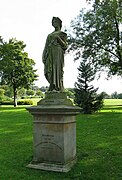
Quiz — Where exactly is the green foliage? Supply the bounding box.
[0,38,38,106]
[68,0,122,76]
[101,91,111,99]
[35,89,43,97]
[65,88,75,99]
[111,91,122,99]
[0,95,12,103]
[75,60,104,114]
[17,100,33,105]
[111,91,118,99]
[0,88,5,96]
[117,93,122,99]
[0,99,33,105]
[26,89,35,96]
[0,100,14,105]
[0,85,13,97]
[18,88,26,97]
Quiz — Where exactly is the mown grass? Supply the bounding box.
[0,100,122,179]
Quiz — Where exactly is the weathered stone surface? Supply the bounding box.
[27,159,77,173]
[27,105,81,115]
[37,91,73,106]
[42,17,67,92]
[26,104,81,172]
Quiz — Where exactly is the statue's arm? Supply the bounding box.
[56,34,68,50]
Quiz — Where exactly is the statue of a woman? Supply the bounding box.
[42,17,67,91]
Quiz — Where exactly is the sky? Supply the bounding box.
[0,0,122,94]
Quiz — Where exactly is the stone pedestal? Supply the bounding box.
[26,92,81,172]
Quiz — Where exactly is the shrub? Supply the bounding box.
[1,101,14,105]
[0,95,12,101]
[0,96,13,105]
[17,100,33,105]
[21,96,42,99]
[0,88,5,96]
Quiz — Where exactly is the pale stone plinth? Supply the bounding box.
[26,92,81,172]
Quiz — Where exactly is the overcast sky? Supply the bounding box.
[0,0,122,94]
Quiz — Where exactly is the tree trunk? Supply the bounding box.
[13,86,17,107]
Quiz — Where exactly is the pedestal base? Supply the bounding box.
[27,158,76,172]
[26,92,81,172]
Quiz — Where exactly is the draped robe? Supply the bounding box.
[42,31,67,91]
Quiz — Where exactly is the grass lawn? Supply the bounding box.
[0,100,122,179]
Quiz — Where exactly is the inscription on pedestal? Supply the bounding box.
[38,134,62,151]
[42,134,54,142]
[35,134,55,149]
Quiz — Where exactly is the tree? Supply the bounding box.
[26,89,35,96]
[117,93,122,99]
[35,89,43,97]
[111,91,118,99]
[18,88,26,98]
[0,38,38,106]
[68,0,122,76]
[0,88,5,97]
[2,85,14,98]
[100,91,111,99]
[0,85,13,98]
[74,59,103,114]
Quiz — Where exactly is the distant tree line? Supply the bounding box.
[111,91,122,99]
[0,84,121,100]
[0,85,44,100]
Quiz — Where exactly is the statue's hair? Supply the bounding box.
[52,17,62,28]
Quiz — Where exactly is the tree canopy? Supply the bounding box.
[0,37,38,106]
[68,0,122,76]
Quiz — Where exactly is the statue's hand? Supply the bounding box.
[54,34,59,39]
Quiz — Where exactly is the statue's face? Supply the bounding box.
[52,18,60,28]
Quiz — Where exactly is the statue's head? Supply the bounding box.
[52,17,62,29]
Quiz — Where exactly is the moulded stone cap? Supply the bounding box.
[26,105,82,115]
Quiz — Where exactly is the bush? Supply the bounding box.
[0,96,13,105]
[0,96,12,101]
[17,100,33,105]
[1,101,14,105]
[0,88,5,96]
[0,99,33,106]
[21,96,42,99]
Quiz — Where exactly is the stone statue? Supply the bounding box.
[42,17,67,91]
